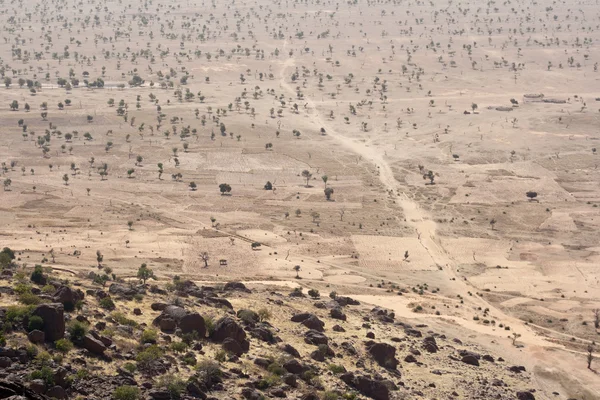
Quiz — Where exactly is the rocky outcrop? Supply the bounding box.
[152,306,206,337]
[211,317,249,354]
[340,372,396,400]
[366,342,399,370]
[32,303,64,342]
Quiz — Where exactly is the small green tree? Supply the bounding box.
[137,263,155,284]
[219,183,231,195]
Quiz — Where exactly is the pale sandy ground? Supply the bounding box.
[0,0,599,397]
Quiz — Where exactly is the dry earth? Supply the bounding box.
[0,0,599,398]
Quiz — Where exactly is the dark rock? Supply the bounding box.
[310,349,325,362]
[241,388,262,400]
[212,317,246,343]
[46,385,66,399]
[109,283,144,299]
[482,354,495,362]
[28,379,46,394]
[280,344,300,358]
[0,357,10,368]
[330,308,347,321]
[149,390,171,400]
[290,312,313,322]
[300,393,320,400]
[82,334,106,355]
[366,332,375,339]
[153,306,206,337]
[270,387,286,398]
[335,296,360,306]
[517,391,536,400]
[332,325,346,332]
[340,372,393,400]
[222,338,244,357]
[53,286,84,311]
[223,282,250,292]
[405,328,422,338]
[28,330,45,344]
[366,342,399,370]
[253,358,271,369]
[250,327,276,343]
[0,379,50,399]
[133,308,142,316]
[159,317,177,332]
[186,381,207,399]
[32,303,64,342]
[283,359,306,375]
[151,302,168,311]
[404,354,417,363]
[461,355,479,366]
[304,330,328,345]
[282,374,297,388]
[422,336,438,353]
[341,342,357,355]
[510,366,526,373]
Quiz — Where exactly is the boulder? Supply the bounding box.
[422,336,438,353]
[212,317,246,344]
[53,286,84,311]
[32,303,64,342]
[335,296,360,306]
[0,379,51,399]
[46,385,66,399]
[28,330,45,344]
[222,337,244,357]
[28,379,46,394]
[461,355,479,366]
[153,306,206,337]
[223,282,250,292]
[151,302,168,311]
[340,372,393,400]
[304,330,328,345]
[366,342,399,370]
[280,344,301,358]
[159,317,177,332]
[83,334,106,355]
[517,392,535,400]
[290,313,313,323]
[108,283,143,299]
[330,308,346,321]
[283,359,306,375]
[332,325,346,332]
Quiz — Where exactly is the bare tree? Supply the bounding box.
[587,343,595,369]
[594,309,599,329]
[200,252,209,268]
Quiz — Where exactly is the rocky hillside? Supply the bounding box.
[0,262,539,400]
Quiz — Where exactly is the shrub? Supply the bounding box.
[41,285,56,294]
[156,374,186,399]
[55,339,74,354]
[140,329,158,344]
[323,392,340,400]
[112,385,140,400]
[136,345,163,369]
[267,363,285,376]
[27,315,44,332]
[99,297,116,311]
[203,316,215,336]
[307,289,320,299]
[181,331,200,345]
[67,320,89,343]
[170,341,188,353]
[328,364,346,374]
[257,308,271,322]
[19,291,42,306]
[123,362,137,374]
[214,349,226,362]
[75,368,90,380]
[237,309,259,325]
[30,265,45,284]
[183,355,197,366]
[329,291,337,299]
[30,366,54,386]
[5,305,33,324]
[195,360,222,389]
[111,312,137,327]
